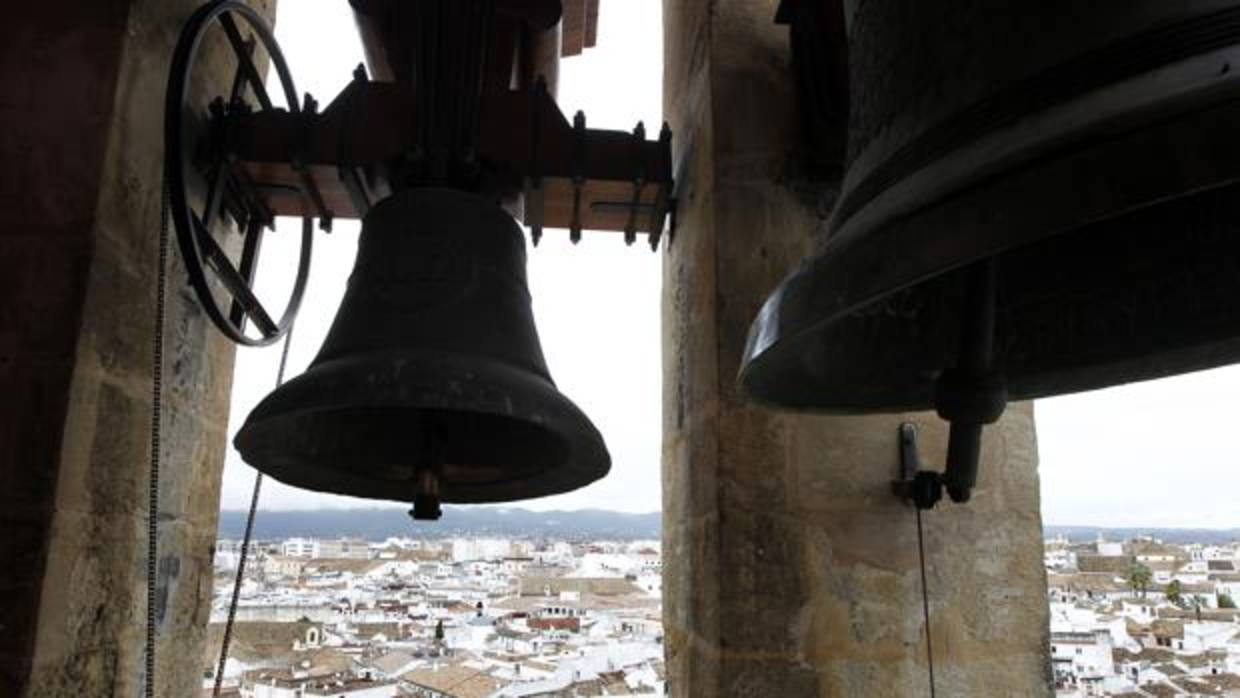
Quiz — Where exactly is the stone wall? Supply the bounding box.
[2,1,272,695]
[660,1,1052,695]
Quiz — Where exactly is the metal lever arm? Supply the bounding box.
[899,257,1007,508]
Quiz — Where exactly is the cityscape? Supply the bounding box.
[206,522,665,697]
[205,515,1240,698]
[1046,533,1240,696]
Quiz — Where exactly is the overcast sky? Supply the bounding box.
[219,1,1239,528]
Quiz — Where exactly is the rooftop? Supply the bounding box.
[402,662,507,698]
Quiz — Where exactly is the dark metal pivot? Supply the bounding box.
[891,423,943,510]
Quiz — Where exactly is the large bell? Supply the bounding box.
[741,1,1240,412]
[234,189,610,518]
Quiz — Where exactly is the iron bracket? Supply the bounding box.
[891,423,945,510]
[570,110,586,244]
[292,92,334,232]
[337,64,374,219]
[623,121,646,246]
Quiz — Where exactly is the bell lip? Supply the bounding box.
[234,348,611,504]
[739,92,1240,412]
[738,283,940,415]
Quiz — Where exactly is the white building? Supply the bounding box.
[1050,630,1114,697]
[1227,631,1240,674]
[245,675,398,698]
[445,615,496,651]
[360,650,419,680]
[263,556,306,579]
[280,537,371,559]
[1095,535,1123,557]
[317,538,371,559]
[451,538,513,562]
[283,538,317,558]
[534,542,574,565]
[1182,621,1238,653]
[635,571,662,595]
[1118,599,1158,625]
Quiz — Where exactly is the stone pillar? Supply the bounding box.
[660,2,1051,696]
[2,1,272,695]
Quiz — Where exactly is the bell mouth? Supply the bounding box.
[740,179,1240,413]
[234,349,611,503]
[740,5,1240,414]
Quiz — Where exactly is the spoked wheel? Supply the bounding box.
[165,0,312,346]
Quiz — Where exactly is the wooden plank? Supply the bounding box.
[561,0,587,56]
[243,160,670,235]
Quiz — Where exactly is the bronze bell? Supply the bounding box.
[741,1,1240,412]
[234,189,610,519]
[740,2,1240,506]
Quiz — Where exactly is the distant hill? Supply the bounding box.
[217,507,661,541]
[1045,525,1240,545]
[217,512,1236,545]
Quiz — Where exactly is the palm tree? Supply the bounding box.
[1165,579,1183,607]
[1127,560,1152,598]
[1189,595,1206,622]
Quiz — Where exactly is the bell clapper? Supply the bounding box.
[895,258,1008,509]
[410,468,443,521]
[409,429,445,522]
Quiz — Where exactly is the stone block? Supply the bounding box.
[661,516,721,647]
[664,625,722,698]
[0,232,93,360]
[25,645,123,698]
[33,507,140,657]
[0,652,32,698]
[78,248,157,384]
[4,1,268,695]
[156,410,232,527]
[0,362,75,509]
[661,1,1051,695]
[0,5,128,231]
[0,580,42,655]
[720,656,821,697]
[713,509,807,655]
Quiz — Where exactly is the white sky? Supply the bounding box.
[219,1,1238,528]
[1036,368,1240,528]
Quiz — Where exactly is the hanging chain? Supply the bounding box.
[916,507,937,698]
[145,179,173,698]
[213,325,295,697]
[153,163,299,696]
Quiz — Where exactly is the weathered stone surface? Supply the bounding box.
[662,1,1051,695]
[26,645,125,698]
[3,0,272,695]
[0,4,130,694]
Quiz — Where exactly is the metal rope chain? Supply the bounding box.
[916,508,937,698]
[150,181,297,696]
[146,180,172,698]
[213,326,294,697]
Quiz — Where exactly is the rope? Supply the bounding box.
[212,325,294,696]
[916,508,937,698]
[146,179,172,698]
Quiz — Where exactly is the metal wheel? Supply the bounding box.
[164,0,312,346]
